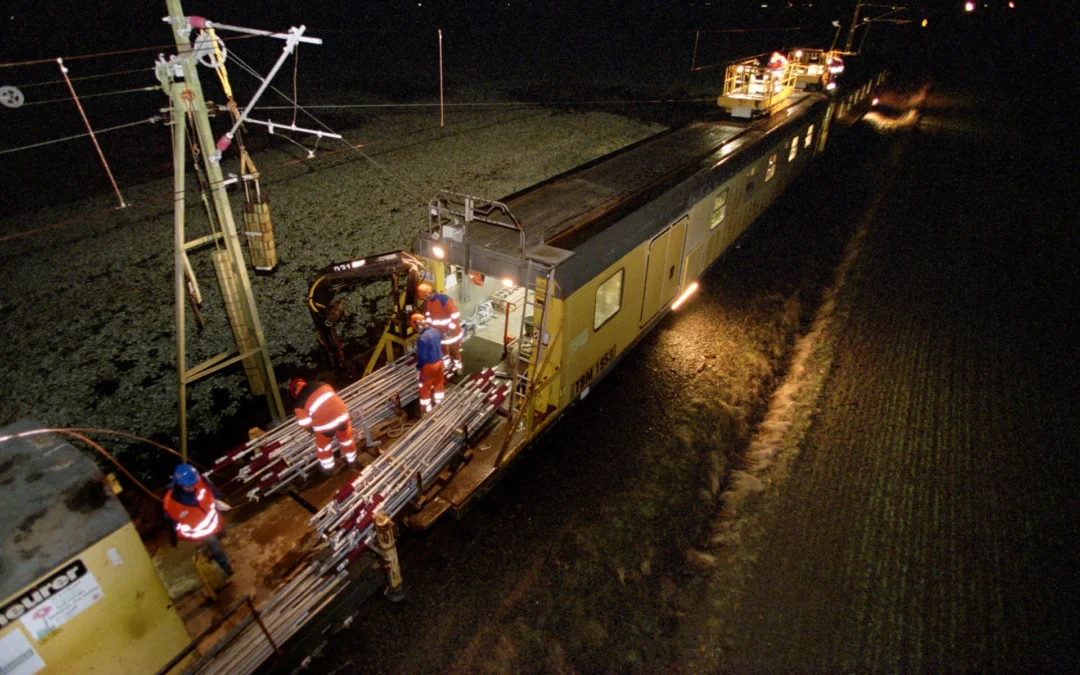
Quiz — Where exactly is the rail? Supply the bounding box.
[156,595,280,675]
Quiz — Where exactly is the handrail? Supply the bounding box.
[496,317,564,466]
[155,595,280,675]
[427,191,527,261]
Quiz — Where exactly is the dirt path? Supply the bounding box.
[684,89,1080,672]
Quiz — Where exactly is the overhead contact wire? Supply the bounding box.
[0,116,159,155]
[0,34,259,69]
[16,66,154,90]
[251,98,714,110]
[21,84,158,107]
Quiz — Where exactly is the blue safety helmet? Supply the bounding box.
[174,463,200,487]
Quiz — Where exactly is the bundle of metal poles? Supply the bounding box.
[311,369,508,574]
[206,355,421,502]
[187,369,507,675]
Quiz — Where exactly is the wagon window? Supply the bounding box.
[804,124,815,148]
[594,269,624,331]
[710,189,728,230]
[765,153,777,182]
[788,136,799,162]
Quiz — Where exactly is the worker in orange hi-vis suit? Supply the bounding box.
[411,313,446,415]
[289,378,356,473]
[417,282,463,374]
[768,51,789,72]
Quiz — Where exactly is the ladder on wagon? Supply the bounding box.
[507,259,557,433]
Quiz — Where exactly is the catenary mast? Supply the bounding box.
[161,0,286,457]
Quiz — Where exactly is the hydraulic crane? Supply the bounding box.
[307,250,425,376]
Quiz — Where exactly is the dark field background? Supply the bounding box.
[3,1,1079,672]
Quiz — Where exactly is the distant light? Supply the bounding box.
[501,278,515,288]
[964,1,975,11]
[826,81,838,91]
[1008,0,1015,6]
[761,4,768,7]
[922,18,929,26]
[432,245,445,259]
[671,283,700,311]
[872,97,880,106]
[795,49,804,58]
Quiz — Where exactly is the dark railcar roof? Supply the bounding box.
[468,123,745,254]
[417,92,827,295]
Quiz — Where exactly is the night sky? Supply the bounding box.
[4,0,1070,216]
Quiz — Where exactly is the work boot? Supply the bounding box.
[220,561,235,577]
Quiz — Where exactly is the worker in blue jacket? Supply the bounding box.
[411,313,446,414]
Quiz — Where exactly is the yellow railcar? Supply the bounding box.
[410,91,834,522]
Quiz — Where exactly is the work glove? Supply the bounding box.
[216,500,233,512]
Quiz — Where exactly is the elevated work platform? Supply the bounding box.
[717,58,796,119]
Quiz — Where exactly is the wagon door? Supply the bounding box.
[640,216,688,326]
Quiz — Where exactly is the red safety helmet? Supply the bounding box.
[416,282,434,298]
[409,313,426,331]
[288,378,307,399]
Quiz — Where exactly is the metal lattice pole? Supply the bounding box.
[164,0,286,456]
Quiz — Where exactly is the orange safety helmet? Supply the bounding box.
[288,378,307,399]
[409,312,426,331]
[416,282,434,298]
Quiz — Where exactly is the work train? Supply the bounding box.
[408,89,842,520]
[0,66,883,675]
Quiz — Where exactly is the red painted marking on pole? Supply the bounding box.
[438,29,444,128]
[57,58,125,208]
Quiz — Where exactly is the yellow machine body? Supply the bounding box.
[0,421,191,675]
